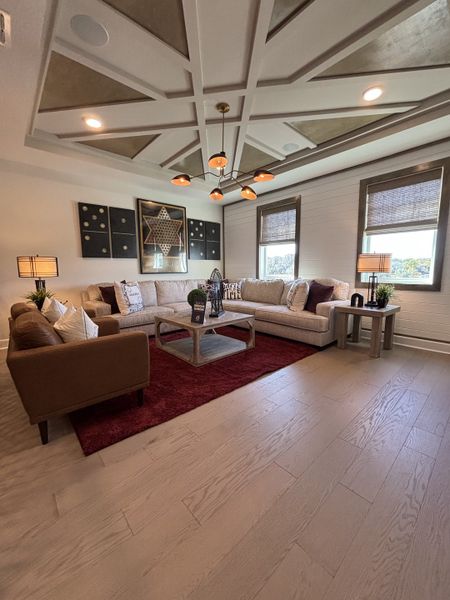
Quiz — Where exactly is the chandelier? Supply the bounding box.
[170,102,275,200]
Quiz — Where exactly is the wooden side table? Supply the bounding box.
[335,304,401,358]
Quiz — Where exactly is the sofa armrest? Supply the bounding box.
[7,331,149,422]
[83,299,112,317]
[93,316,120,337]
[316,300,350,320]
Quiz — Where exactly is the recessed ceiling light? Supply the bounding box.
[363,86,383,102]
[70,14,109,47]
[83,117,103,129]
[283,142,300,153]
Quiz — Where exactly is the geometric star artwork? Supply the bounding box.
[143,206,183,256]
[137,199,187,274]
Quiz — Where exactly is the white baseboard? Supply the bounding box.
[360,330,450,355]
[0,338,8,350]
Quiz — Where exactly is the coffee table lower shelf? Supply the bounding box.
[157,333,250,366]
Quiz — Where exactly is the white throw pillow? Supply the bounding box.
[114,281,144,315]
[41,297,67,324]
[223,282,242,300]
[54,307,98,342]
[286,279,309,312]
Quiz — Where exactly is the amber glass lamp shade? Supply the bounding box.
[253,169,274,182]
[241,186,257,200]
[208,151,228,169]
[171,174,191,186]
[209,188,224,201]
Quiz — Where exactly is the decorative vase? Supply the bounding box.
[377,298,389,308]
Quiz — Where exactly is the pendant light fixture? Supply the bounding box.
[170,102,275,201]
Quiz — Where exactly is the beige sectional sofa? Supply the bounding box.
[82,277,351,347]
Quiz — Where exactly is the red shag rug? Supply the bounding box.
[70,326,318,455]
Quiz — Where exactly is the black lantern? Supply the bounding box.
[209,268,225,317]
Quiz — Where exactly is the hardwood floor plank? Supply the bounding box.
[297,483,371,576]
[323,447,435,600]
[253,542,333,600]
[394,429,450,600]
[183,439,359,600]
[414,371,450,436]
[115,464,294,600]
[405,426,442,459]
[341,389,428,502]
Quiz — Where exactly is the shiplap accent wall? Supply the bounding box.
[224,141,450,346]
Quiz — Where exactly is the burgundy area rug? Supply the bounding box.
[70,326,318,455]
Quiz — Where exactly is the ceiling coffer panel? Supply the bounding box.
[171,149,204,178]
[239,143,274,174]
[268,0,311,37]
[290,115,390,145]
[39,52,150,111]
[79,134,159,159]
[103,0,189,57]
[319,0,450,77]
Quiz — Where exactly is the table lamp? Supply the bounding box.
[357,253,391,307]
[17,255,59,290]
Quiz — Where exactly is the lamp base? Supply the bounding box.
[35,279,46,291]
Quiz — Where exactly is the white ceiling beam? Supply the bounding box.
[249,102,417,124]
[281,124,316,149]
[59,121,199,141]
[232,0,275,173]
[53,37,167,100]
[159,138,201,168]
[182,0,210,178]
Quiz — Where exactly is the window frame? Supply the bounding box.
[356,158,450,291]
[256,196,301,280]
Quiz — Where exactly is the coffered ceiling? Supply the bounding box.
[29,0,450,201]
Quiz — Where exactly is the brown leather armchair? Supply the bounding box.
[6,303,150,444]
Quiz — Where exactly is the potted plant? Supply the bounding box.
[187,288,208,324]
[376,283,394,308]
[25,288,54,311]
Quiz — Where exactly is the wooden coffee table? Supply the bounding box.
[154,311,255,367]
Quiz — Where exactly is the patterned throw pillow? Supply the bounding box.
[286,279,309,312]
[198,282,215,300]
[223,282,242,300]
[114,281,144,315]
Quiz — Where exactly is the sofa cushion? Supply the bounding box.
[111,305,174,328]
[163,302,192,314]
[222,299,273,315]
[241,279,284,305]
[11,311,64,349]
[304,281,334,313]
[54,307,99,343]
[280,281,295,305]
[138,280,158,307]
[286,280,309,312]
[41,297,67,324]
[114,281,144,315]
[87,282,113,301]
[255,305,329,333]
[10,303,35,320]
[155,280,203,305]
[314,277,349,301]
[99,285,120,314]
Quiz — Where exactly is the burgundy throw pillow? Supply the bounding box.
[304,280,334,313]
[99,285,120,314]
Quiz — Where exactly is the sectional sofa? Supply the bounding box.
[82,277,351,347]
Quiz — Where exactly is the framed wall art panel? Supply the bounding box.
[137,199,187,274]
[78,202,111,257]
[110,207,137,258]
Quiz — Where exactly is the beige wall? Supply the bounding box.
[0,167,222,340]
[224,141,450,349]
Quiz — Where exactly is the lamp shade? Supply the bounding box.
[357,253,391,273]
[171,174,191,186]
[208,151,228,169]
[240,185,257,200]
[17,255,59,279]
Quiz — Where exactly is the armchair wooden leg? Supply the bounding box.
[137,388,144,407]
[38,421,48,444]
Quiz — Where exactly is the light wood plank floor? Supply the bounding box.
[1,342,450,599]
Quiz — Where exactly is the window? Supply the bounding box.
[257,197,300,280]
[357,160,449,290]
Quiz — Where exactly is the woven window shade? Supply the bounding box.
[260,205,297,244]
[366,168,442,233]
